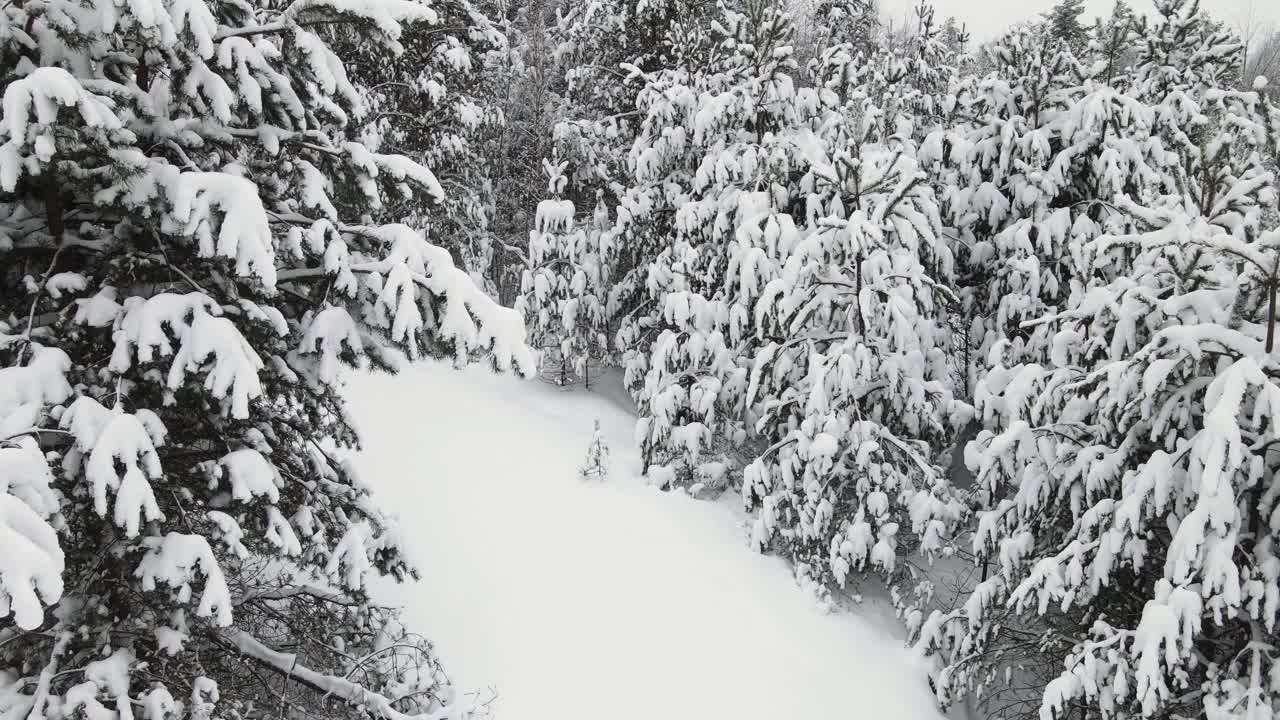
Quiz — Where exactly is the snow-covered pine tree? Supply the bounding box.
[1088,0,1138,88]
[518,158,607,385]
[0,1,533,718]
[929,23,1085,399]
[884,3,961,142]
[580,192,613,380]
[808,0,879,60]
[579,419,610,481]
[917,3,1280,718]
[554,0,723,370]
[743,7,968,603]
[916,79,1175,720]
[484,0,565,303]
[938,16,971,63]
[619,0,816,491]
[1043,0,1090,57]
[551,0,703,199]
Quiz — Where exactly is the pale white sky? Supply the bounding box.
[879,0,1280,42]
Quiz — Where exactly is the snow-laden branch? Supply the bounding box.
[276,223,534,374]
[212,0,439,42]
[222,629,463,720]
[237,584,357,606]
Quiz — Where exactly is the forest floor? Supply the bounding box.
[347,362,947,719]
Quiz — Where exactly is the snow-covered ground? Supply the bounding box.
[347,362,945,720]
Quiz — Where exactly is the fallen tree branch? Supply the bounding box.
[217,629,465,720]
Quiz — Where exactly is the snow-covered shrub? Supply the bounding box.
[0,0,532,718]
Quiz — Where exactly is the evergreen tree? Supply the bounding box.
[483,0,565,302]
[517,159,608,385]
[928,24,1084,398]
[342,0,509,291]
[554,0,721,367]
[619,0,809,490]
[1043,0,1090,57]
[552,0,703,197]
[917,4,1280,719]
[0,1,532,719]
[939,16,970,63]
[579,419,610,481]
[814,0,879,51]
[812,1,957,147]
[1089,0,1138,87]
[744,2,968,603]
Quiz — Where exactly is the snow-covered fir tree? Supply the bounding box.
[917,3,1280,719]
[0,1,532,719]
[854,2,961,144]
[815,0,879,51]
[518,158,608,384]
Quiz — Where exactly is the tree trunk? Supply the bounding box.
[43,174,64,239]
[1267,259,1278,354]
[855,252,864,335]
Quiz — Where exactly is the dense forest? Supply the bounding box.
[3,0,1280,718]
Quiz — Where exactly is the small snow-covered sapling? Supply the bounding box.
[579,420,609,482]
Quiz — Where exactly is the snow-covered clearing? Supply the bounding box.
[348,362,945,720]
